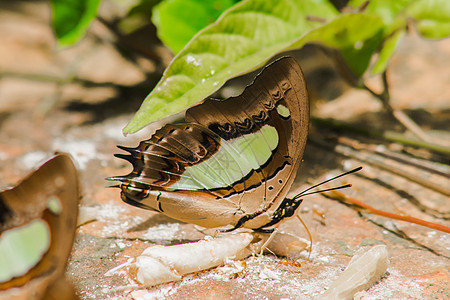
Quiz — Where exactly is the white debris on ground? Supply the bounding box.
[143,223,180,241]
[52,138,97,169]
[86,203,139,236]
[102,241,439,300]
[318,245,389,300]
[19,150,48,169]
[132,233,253,287]
[259,265,281,280]
[353,267,426,300]
[96,203,127,221]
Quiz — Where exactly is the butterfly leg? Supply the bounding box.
[219,209,267,233]
[259,226,279,255]
[253,227,275,233]
[219,226,240,233]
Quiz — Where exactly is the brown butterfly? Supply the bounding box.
[109,57,310,232]
[0,154,80,299]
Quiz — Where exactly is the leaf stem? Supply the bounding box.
[391,109,434,143]
[361,71,433,142]
[330,51,433,142]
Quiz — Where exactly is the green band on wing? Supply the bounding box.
[277,104,290,118]
[0,219,50,282]
[170,125,278,190]
[47,196,62,214]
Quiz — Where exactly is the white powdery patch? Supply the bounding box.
[355,268,426,299]
[0,151,8,160]
[130,285,177,299]
[94,203,134,236]
[96,203,127,222]
[244,256,337,298]
[160,254,340,299]
[19,151,48,169]
[438,232,450,249]
[126,246,342,299]
[101,223,130,236]
[427,231,437,238]
[308,242,338,264]
[259,266,281,280]
[143,223,180,241]
[52,139,97,169]
[102,123,126,140]
[175,248,338,298]
[279,265,343,298]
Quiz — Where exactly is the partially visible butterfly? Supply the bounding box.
[0,154,80,300]
[109,57,313,232]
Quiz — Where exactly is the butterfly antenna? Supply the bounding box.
[299,184,352,197]
[292,166,362,200]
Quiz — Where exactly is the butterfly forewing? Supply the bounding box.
[0,154,80,299]
[113,57,309,230]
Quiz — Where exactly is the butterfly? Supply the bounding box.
[109,57,310,233]
[0,154,80,299]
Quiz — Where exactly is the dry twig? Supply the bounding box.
[327,190,450,234]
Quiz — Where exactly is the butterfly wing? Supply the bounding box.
[113,57,309,230]
[185,57,309,228]
[0,154,80,299]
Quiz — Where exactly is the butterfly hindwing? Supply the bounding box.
[0,154,80,299]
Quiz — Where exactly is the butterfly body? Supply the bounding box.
[112,57,309,231]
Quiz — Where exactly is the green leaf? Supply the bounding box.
[346,0,449,76]
[372,29,405,75]
[290,14,382,49]
[348,0,413,26]
[289,13,385,77]
[124,0,339,134]
[50,0,101,48]
[406,0,450,39]
[152,0,238,54]
[341,29,384,77]
[349,0,450,39]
